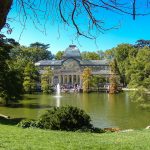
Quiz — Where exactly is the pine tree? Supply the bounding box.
[82,68,92,93]
[109,59,119,94]
[23,62,39,93]
[41,67,53,93]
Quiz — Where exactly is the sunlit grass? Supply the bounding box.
[0,124,150,150]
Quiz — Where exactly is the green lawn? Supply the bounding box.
[0,124,150,150]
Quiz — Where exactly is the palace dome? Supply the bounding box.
[63,45,81,59]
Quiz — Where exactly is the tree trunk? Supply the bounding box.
[0,113,10,119]
[0,0,13,30]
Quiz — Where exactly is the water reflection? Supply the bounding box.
[56,96,60,107]
[0,92,150,129]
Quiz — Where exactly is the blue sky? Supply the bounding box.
[2,1,150,54]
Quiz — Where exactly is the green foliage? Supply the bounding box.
[104,49,114,59]
[113,44,135,86]
[134,39,150,48]
[37,106,92,131]
[110,43,149,91]
[139,103,150,110]
[0,41,23,104]
[82,68,92,92]
[29,42,54,61]
[23,62,39,93]
[128,47,150,89]
[17,106,104,133]
[109,59,119,94]
[0,46,10,103]
[9,42,53,73]
[81,51,100,60]
[55,51,64,60]
[17,119,37,128]
[90,75,106,88]
[129,87,150,109]
[41,67,54,93]
[4,69,23,101]
[109,74,118,94]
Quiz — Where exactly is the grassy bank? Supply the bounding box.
[0,124,150,150]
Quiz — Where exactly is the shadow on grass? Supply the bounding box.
[0,117,24,125]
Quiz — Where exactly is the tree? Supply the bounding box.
[113,44,134,86]
[109,59,119,94]
[0,39,22,104]
[30,42,50,50]
[1,1,150,38]
[90,75,106,89]
[97,50,105,60]
[0,0,13,30]
[81,52,100,60]
[23,62,39,94]
[128,46,150,88]
[55,51,64,60]
[109,73,118,94]
[127,46,150,109]
[82,68,92,92]
[104,49,114,59]
[0,45,11,104]
[9,43,53,70]
[134,39,150,48]
[41,67,53,93]
[28,42,54,62]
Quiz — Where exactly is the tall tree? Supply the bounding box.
[23,62,39,94]
[55,51,64,60]
[109,59,119,94]
[128,46,150,89]
[82,68,92,93]
[134,39,150,48]
[128,46,150,109]
[113,44,134,86]
[29,42,54,61]
[30,42,50,50]
[0,45,11,104]
[81,52,100,60]
[0,39,22,104]
[10,43,53,67]
[41,67,53,93]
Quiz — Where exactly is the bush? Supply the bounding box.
[17,106,104,133]
[17,119,37,128]
[37,106,92,131]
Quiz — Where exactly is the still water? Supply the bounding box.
[0,92,150,129]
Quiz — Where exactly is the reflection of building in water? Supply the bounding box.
[35,45,111,87]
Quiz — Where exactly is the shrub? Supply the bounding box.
[17,119,37,128]
[37,106,93,131]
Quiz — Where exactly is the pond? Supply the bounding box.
[0,92,150,129]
